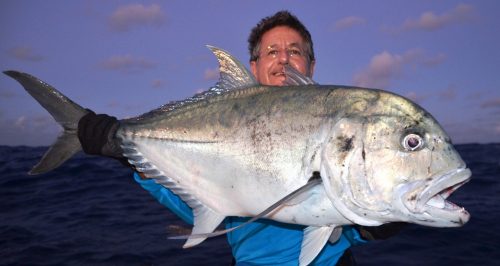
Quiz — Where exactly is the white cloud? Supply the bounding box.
[353,51,408,88]
[204,68,219,81]
[422,53,447,66]
[105,101,143,113]
[444,120,500,144]
[109,4,166,32]
[100,55,156,73]
[405,91,430,104]
[8,46,44,62]
[15,116,26,128]
[0,90,16,99]
[0,114,59,146]
[481,98,500,109]
[495,124,500,134]
[332,16,365,32]
[393,4,475,33]
[151,79,165,89]
[439,86,457,101]
[353,49,445,89]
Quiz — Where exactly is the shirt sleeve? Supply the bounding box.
[226,217,363,265]
[341,225,368,245]
[133,172,194,225]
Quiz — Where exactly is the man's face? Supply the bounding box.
[250,26,315,86]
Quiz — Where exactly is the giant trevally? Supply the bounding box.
[4,46,471,266]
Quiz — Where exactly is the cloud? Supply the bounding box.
[353,49,445,88]
[352,50,415,88]
[438,86,457,101]
[15,116,26,128]
[100,54,156,73]
[7,46,44,62]
[480,98,500,109]
[105,101,144,113]
[443,119,500,144]
[496,124,500,134]
[151,79,165,89]
[332,16,365,32]
[392,4,475,33]
[204,68,219,81]
[109,4,166,32]
[405,91,430,104]
[0,114,59,146]
[422,53,447,66]
[0,90,16,99]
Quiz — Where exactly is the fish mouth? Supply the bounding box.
[410,168,471,226]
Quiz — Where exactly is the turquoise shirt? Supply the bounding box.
[134,173,366,265]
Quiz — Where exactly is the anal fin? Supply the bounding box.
[299,225,337,266]
[183,206,225,248]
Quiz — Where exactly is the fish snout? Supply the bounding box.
[410,168,471,227]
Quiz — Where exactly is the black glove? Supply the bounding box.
[78,110,130,166]
[355,222,407,241]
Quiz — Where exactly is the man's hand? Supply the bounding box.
[78,110,129,165]
[355,222,407,241]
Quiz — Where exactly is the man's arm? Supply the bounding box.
[133,172,194,224]
[78,111,194,224]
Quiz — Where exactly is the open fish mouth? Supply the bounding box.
[414,168,471,226]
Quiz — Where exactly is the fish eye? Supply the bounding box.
[402,133,424,151]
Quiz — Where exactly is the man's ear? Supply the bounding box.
[250,60,258,78]
[308,60,316,77]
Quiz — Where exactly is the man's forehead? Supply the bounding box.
[260,26,305,46]
[265,43,303,49]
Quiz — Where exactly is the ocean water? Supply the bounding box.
[0,144,499,265]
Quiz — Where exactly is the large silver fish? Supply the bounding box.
[4,46,471,266]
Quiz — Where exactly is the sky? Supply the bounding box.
[0,0,499,146]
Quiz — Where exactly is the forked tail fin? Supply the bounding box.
[4,71,89,174]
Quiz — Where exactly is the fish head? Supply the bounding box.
[320,89,471,228]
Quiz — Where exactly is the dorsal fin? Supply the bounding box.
[128,46,257,122]
[283,64,317,86]
[207,45,258,90]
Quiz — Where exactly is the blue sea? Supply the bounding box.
[1,144,499,265]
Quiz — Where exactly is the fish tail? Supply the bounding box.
[4,70,88,175]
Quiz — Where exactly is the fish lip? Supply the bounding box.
[416,167,471,209]
[398,167,471,227]
[409,167,471,226]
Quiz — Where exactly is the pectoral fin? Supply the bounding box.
[170,175,322,241]
[299,225,336,266]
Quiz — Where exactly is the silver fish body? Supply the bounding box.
[4,46,471,266]
[119,82,470,226]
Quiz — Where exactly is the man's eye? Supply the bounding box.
[267,50,279,56]
[288,49,301,56]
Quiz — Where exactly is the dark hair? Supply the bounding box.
[248,10,315,62]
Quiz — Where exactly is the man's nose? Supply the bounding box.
[278,51,289,64]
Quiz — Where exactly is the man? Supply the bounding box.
[78,10,403,265]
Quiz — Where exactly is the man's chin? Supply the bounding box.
[268,76,286,86]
